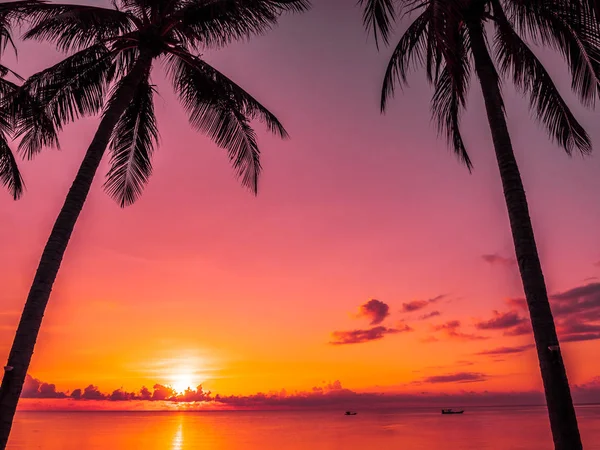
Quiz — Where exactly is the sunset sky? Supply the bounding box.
[1,0,600,407]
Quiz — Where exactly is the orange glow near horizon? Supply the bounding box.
[1,0,600,409]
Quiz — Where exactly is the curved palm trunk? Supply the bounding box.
[467,22,582,450]
[0,54,153,449]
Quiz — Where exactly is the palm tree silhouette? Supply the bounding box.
[0,0,309,446]
[359,0,600,448]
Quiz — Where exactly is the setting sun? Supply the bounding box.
[170,373,196,394]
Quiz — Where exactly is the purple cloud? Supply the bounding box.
[421,372,488,384]
[402,300,428,312]
[330,325,411,345]
[551,283,600,343]
[357,299,390,325]
[503,322,532,336]
[70,389,82,399]
[482,254,516,267]
[433,320,489,341]
[22,375,67,399]
[419,311,441,320]
[561,333,600,343]
[475,310,527,331]
[434,320,461,331]
[502,284,600,343]
[476,345,534,356]
[81,385,107,400]
[401,295,445,313]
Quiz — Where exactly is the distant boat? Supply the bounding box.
[441,409,464,415]
[344,411,357,416]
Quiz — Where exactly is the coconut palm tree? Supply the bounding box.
[0,0,309,446]
[0,1,38,199]
[359,0,600,448]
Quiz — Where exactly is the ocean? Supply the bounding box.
[8,406,600,449]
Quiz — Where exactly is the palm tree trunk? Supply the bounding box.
[467,22,582,450]
[0,53,153,449]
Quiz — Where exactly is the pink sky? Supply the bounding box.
[1,1,600,403]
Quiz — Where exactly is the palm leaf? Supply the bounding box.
[167,52,285,193]
[168,0,310,49]
[0,131,24,200]
[431,67,473,170]
[104,76,158,207]
[358,0,396,49]
[24,3,135,52]
[381,7,430,111]
[506,0,600,104]
[493,4,591,155]
[0,0,44,25]
[11,44,115,157]
[167,50,288,138]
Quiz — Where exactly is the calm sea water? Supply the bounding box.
[8,406,600,449]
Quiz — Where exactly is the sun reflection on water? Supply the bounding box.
[172,421,184,450]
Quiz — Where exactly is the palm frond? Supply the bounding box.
[0,1,44,58]
[381,7,430,111]
[23,3,135,52]
[358,0,396,49]
[169,0,310,49]
[431,66,473,170]
[166,50,288,138]
[104,76,158,207]
[0,0,44,24]
[0,63,23,81]
[493,5,591,155]
[0,78,17,134]
[11,44,115,157]
[428,0,465,75]
[0,132,24,200]
[506,0,600,104]
[167,52,284,193]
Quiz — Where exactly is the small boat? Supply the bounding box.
[344,411,357,416]
[441,409,464,415]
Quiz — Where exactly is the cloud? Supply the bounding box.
[475,310,528,331]
[560,322,600,334]
[330,325,411,345]
[476,345,534,356]
[357,299,390,325]
[420,372,488,384]
[503,323,532,336]
[70,389,82,399]
[433,320,461,331]
[560,333,600,343]
[419,311,441,320]
[109,389,136,401]
[482,254,516,267]
[19,375,600,409]
[503,284,600,343]
[595,261,600,267]
[433,320,489,341]
[81,385,107,400]
[22,375,67,399]
[552,283,600,343]
[401,295,445,313]
[402,300,428,312]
